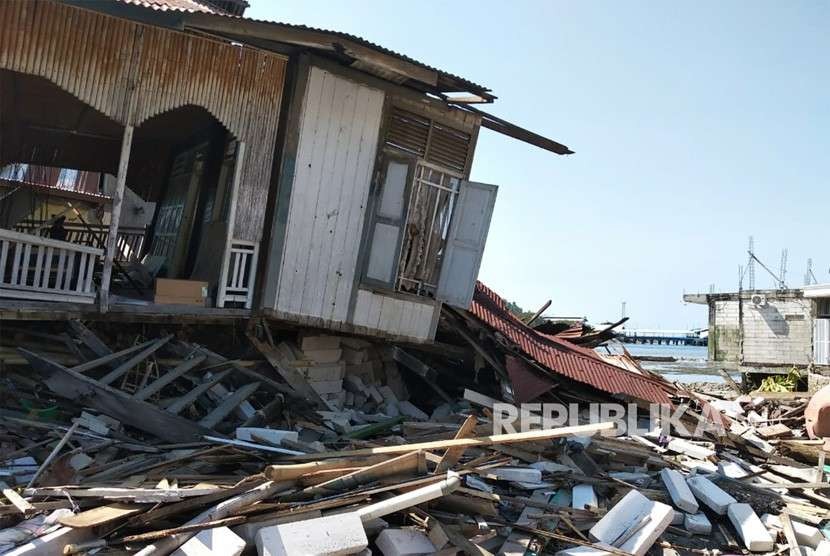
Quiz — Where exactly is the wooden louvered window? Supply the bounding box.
[384,107,472,174]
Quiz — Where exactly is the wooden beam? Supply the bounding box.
[18,348,220,443]
[434,415,479,474]
[0,481,34,515]
[99,124,134,311]
[286,422,615,461]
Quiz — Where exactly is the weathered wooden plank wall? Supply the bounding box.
[275,67,384,322]
[0,0,286,243]
[351,288,438,342]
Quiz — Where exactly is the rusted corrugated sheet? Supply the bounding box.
[0,0,286,243]
[469,282,675,405]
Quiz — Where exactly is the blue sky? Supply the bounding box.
[248,1,830,329]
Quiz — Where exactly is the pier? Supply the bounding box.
[620,328,707,346]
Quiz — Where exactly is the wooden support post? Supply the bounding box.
[99,125,134,312]
[217,141,245,308]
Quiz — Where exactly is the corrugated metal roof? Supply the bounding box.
[119,0,218,14]
[112,0,491,96]
[469,281,675,405]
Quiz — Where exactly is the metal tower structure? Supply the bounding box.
[778,249,788,289]
[747,236,756,290]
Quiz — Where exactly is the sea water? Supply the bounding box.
[620,343,739,384]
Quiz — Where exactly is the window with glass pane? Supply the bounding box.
[364,157,412,286]
[397,163,460,296]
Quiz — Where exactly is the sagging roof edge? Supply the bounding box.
[70,0,573,156]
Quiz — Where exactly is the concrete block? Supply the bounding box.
[488,467,543,484]
[728,503,774,552]
[236,428,298,446]
[397,401,428,421]
[572,484,598,510]
[172,526,245,556]
[671,511,685,525]
[717,461,749,479]
[344,374,367,394]
[686,476,736,515]
[589,490,674,556]
[301,335,341,351]
[684,513,712,535]
[255,513,368,556]
[302,363,345,382]
[309,380,344,395]
[378,386,399,404]
[815,540,830,556]
[375,528,436,556]
[660,469,699,514]
[303,349,343,364]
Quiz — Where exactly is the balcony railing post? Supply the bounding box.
[99,125,134,312]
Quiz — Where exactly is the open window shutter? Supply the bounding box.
[436,180,498,308]
[364,157,412,286]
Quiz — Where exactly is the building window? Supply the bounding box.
[361,105,475,298]
[817,299,830,318]
[397,163,460,296]
[363,153,415,288]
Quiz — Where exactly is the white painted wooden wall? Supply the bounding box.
[272,67,440,342]
[275,67,384,322]
[351,288,438,342]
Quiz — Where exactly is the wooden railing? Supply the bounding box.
[15,220,146,263]
[0,228,103,303]
[217,240,258,309]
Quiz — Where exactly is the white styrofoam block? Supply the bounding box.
[556,545,616,556]
[256,513,368,556]
[789,520,824,548]
[4,526,95,556]
[728,503,775,552]
[233,510,321,545]
[572,484,598,510]
[717,461,749,479]
[667,439,715,460]
[375,529,436,556]
[589,490,674,556]
[489,468,543,484]
[684,513,712,535]
[686,476,736,515]
[236,428,298,446]
[172,526,245,556]
[660,469,699,514]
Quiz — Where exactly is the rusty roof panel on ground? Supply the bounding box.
[469,282,675,405]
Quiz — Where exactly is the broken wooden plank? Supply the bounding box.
[0,481,34,515]
[71,339,156,374]
[19,348,221,443]
[59,503,147,528]
[166,370,231,415]
[99,335,173,385]
[199,382,261,428]
[133,355,206,401]
[434,415,479,474]
[287,421,615,461]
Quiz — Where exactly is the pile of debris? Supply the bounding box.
[0,286,828,555]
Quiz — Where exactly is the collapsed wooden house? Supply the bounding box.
[0,0,571,342]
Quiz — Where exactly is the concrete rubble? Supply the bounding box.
[0,316,828,556]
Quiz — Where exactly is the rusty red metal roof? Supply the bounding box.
[469,282,675,405]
